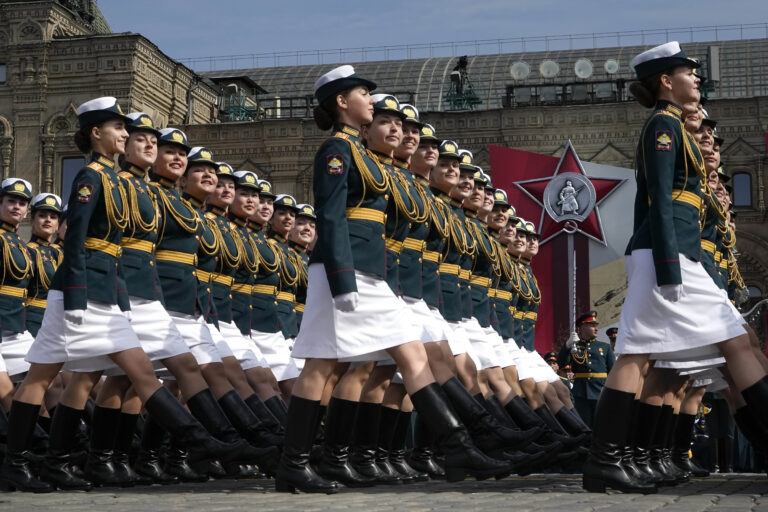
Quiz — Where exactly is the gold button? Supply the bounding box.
[206,287,210,292]
[381,234,385,239]
[274,301,278,306]
[457,283,460,288]
[396,259,400,264]
[149,261,154,266]
[229,294,233,299]
[384,194,390,200]
[418,258,423,263]
[249,305,253,309]
[192,271,197,276]
[195,235,200,240]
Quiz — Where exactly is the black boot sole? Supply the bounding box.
[583,475,657,494]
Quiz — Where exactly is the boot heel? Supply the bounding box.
[445,467,466,483]
[582,475,606,493]
[0,480,16,492]
[275,479,297,493]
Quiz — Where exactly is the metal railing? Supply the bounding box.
[178,23,768,71]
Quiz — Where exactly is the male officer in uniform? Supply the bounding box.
[606,327,618,351]
[557,311,614,428]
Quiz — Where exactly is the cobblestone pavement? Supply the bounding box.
[3,474,768,511]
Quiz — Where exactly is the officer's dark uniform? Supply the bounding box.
[148,130,207,319]
[464,167,496,331]
[249,180,284,336]
[26,194,64,336]
[0,181,33,340]
[227,172,260,336]
[557,311,615,428]
[488,197,519,346]
[515,256,541,351]
[287,204,314,327]
[269,195,302,340]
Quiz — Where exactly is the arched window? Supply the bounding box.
[732,172,752,207]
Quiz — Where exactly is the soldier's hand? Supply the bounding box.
[659,284,683,303]
[64,309,86,325]
[124,310,133,322]
[333,291,359,312]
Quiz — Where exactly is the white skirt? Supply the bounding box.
[462,318,500,370]
[292,264,421,362]
[446,321,480,369]
[28,290,142,372]
[169,312,222,365]
[403,297,449,344]
[654,355,725,371]
[207,322,236,359]
[252,330,299,381]
[0,330,35,379]
[219,321,267,370]
[495,338,519,369]
[616,250,746,356]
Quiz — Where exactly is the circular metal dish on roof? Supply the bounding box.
[539,60,560,78]
[510,61,531,80]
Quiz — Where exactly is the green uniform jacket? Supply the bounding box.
[557,339,615,400]
[0,223,32,334]
[269,233,299,339]
[250,223,282,333]
[380,154,413,294]
[489,231,516,340]
[288,241,309,327]
[309,124,388,297]
[438,194,474,322]
[186,196,217,326]
[466,213,495,328]
[394,164,429,300]
[521,263,540,351]
[625,100,705,286]
[421,185,451,309]
[118,163,164,303]
[206,207,240,325]
[228,215,257,335]
[25,236,62,336]
[699,186,727,290]
[149,176,205,317]
[51,153,128,311]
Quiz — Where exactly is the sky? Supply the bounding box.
[97,0,767,70]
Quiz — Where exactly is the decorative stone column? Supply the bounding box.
[41,135,54,192]
[0,137,12,180]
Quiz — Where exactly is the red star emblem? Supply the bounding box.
[513,141,625,245]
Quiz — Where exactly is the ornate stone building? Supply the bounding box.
[1,0,766,308]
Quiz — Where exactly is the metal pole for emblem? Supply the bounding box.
[568,232,575,333]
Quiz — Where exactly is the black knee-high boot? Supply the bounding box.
[582,388,656,494]
[503,396,573,451]
[245,394,284,435]
[215,390,282,474]
[349,402,400,484]
[39,405,93,491]
[316,397,374,487]
[407,413,444,479]
[622,400,650,484]
[740,376,768,434]
[409,383,514,482]
[649,405,686,485]
[375,406,407,483]
[133,414,178,484]
[671,412,707,477]
[275,397,338,494]
[163,436,208,483]
[441,378,542,453]
[179,388,278,466]
[632,402,662,484]
[84,406,129,487]
[0,401,52,493]
[389,411,428,482]
[265,396,288,427]
[113,412,151,485]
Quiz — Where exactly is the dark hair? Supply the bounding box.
[73,125,94,153]
[629,74,662,108]
[313,90,353,131]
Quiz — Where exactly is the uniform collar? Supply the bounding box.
[0,221,17,232]
[489,229,500,239]
[393,157,409,170]
[182,193,204,209]
[415,175,429,187]
[270,232,286,244]
[228,213,247,227]
[149,172,177,189]
[520,257,531,265]
[464,209,477,218]
[656,100,683,119]
[121,160,147,178]
[206,205,226,217]
[334,123,360,141]
[31,234,50,246]
[370,150,393,166]
[288,240,307,252]
[91,153,115,169]
[248,219,263,232]
[579,337,596,343]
